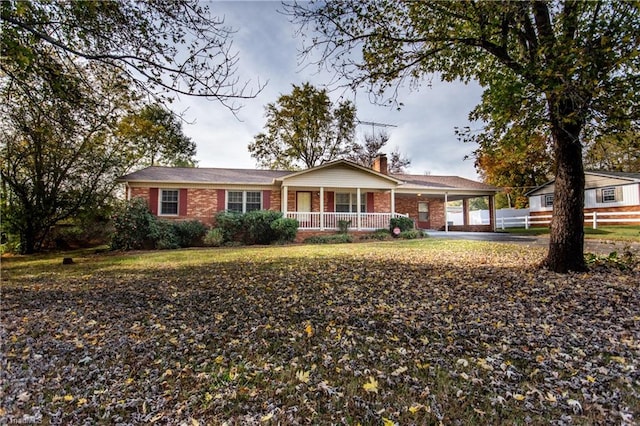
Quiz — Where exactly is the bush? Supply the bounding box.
[359,229,391,241]
[244,210,283,244]
[337,219,351,234]
[111,198,157,250]
[214,211,245,243]
[271,217,299,243]
[390,216,414,234]
[203,228,225,247]
[399,230,424,239]
[150,220,180,249]
[304,234,353,244]
[172,220,208,247]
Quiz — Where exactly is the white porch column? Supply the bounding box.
[390,189,395,215]
[356,187,361,230]
[444,192,449,233]
[320,187,325,230]
[281,186,288,214]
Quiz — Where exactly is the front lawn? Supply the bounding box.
[503,225,640,241]
[1,241,639,424]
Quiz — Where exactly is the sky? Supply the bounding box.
[173,1,485,179]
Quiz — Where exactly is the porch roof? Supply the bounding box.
[393,174,498,193]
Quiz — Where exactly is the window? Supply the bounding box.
[602,187,616,203]
[160,189,179,215]
[544,194,554,207]
[335,193,366,213]
[418,202,429,222]
[227,190,262,213]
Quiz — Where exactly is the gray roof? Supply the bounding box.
[118,166,291,185]
[584,170,640,181]
[393,174,498,191]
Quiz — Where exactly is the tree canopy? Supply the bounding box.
[288,0,640,272]
[249,82,357,169]
[346,131,411,174]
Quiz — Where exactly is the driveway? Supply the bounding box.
[424,230,640,255]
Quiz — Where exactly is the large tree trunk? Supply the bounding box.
[545,98,587,273]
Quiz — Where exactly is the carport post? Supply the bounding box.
[444,192,448,233]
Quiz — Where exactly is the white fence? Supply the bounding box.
[286,212,409,230]
[494,211,640,230]
[447,208,529,227]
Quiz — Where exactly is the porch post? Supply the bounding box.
[444,192,449,233]
[489,194,496,232]
[320,187,325,230]
[390,189,395,215]
[281,186,288,214]
[463,198,470,227]
[356,187,362,230]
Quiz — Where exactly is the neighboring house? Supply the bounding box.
[527,171,640,217]
[117,155,499,232]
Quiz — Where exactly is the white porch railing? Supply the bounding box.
[286,212,409,230]
[488,211,640,230]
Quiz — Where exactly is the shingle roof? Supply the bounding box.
[584,170,640,181]
[118,166,291,185]
[393,174,498,191]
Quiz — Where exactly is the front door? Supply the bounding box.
[417,201,430,229]
[296,191,312,227]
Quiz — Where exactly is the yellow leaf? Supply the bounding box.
[296,370,310,383]
[191,419,200,426]
[586,375,596,383]
[305,324,314,337]
[261,412,274,422]
[125,377,134,385]
[362,376,379,393]
[382,418,395,426]
[545,392,557,403]
[214,355,224,364]
[408,404,423,414]
[63,394,74,402]
[77,398,87,406]
[204,392,213,402]
[513,394,525,401]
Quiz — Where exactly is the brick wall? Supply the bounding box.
[373,192,392,213]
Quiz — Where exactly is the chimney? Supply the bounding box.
[373,153,388,175]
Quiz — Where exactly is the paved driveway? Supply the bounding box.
[424,231,639,255]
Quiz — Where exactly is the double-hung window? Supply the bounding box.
[544,194,554,208]
[160,189,179,215]
[602,187,616,203]
[335,193,366,213]
[227,191,262,213]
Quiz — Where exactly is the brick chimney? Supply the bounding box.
[372,153,388,175]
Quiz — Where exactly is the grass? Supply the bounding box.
[502,225,640,241]
[2,240,639,424]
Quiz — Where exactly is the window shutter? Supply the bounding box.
[263,190,271,210]
[179,189,188,216]
[596,189,602,203]
[149,188,159,215]
[326,191,334,212]
[367,192,375,213]
[615,186,623,202]
[216,189,226,212]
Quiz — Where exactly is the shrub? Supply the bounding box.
[304,234,353,244]
[172,220,208,247]
[359,229,391,241]
[390,216,414,234]
[214,211,245,243]
[204,228,224,247]
[271,217,299,243]
[149,220,180,249]
[337,219,351,234]
[244,210,283,244]
[399,230,424,239]
[111,198,157,250]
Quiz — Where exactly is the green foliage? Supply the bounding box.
[243,210,283,245]
[585,250,637,271]
[346,131,410,173]
[110,198,158,250]
[270,218,299,243]
[303,234,353,244]
[390,217,414,233]
[203,228,225,247]
[399,230,424,240]
[214,211,245,243]
[359,229,391,241]
[248,82,356,169]
[172,220,208,247]
[149,220,180,250]
[337,220,351,234]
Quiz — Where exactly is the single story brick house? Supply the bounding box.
[117,155,499,232]
[526,171,640,219]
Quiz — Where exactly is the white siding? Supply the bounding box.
[585,183,639,208]
[282,165,397,189]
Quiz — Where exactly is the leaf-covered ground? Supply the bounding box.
[1,240,639,425]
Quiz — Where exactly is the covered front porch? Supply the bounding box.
[285,211,409,230]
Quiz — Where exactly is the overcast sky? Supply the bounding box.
[173,1,485,179]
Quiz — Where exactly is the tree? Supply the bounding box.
[288,1,640,272]
[347,131,411,173]
[117,104,197,167]
[1,0,261,111]
[249,82,357,169]
[584,130,640,172]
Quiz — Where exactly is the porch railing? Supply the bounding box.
[285,212,409,230]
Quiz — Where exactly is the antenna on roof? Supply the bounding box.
[357,120,397,134]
